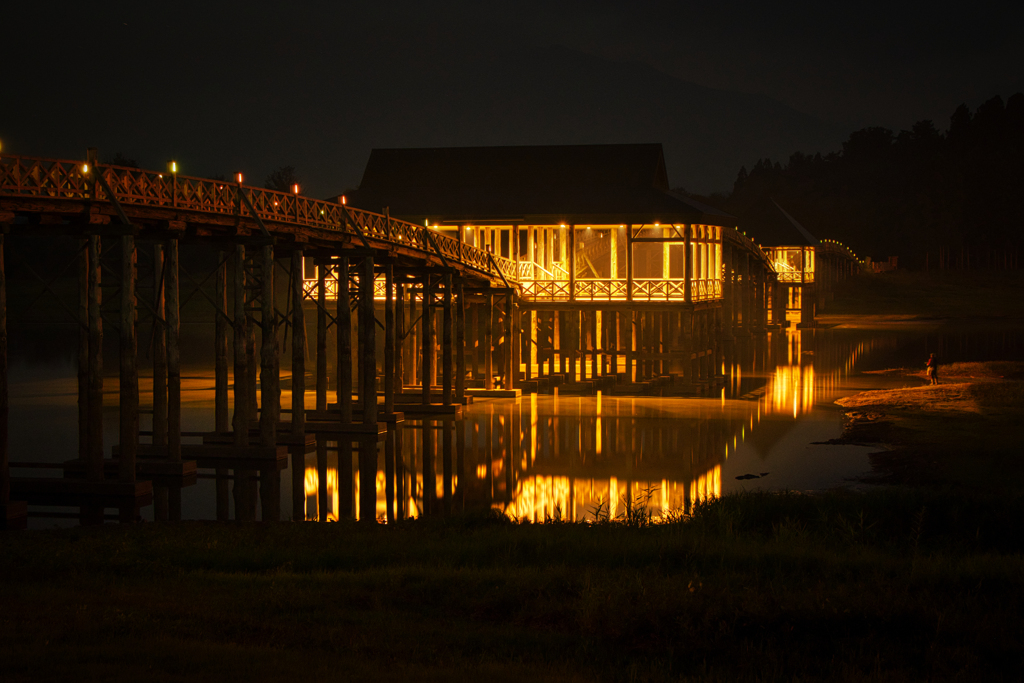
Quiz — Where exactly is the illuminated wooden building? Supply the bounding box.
[766,241,859,326]
[351,144,773,391]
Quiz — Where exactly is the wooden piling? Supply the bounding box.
[259,244,278,447]
[623,311,633,382]
[78,240,88,463]
[422,276,433,404]
[87,236,103,481]
[152,245,167,449]
[396,283,405,392]
[258,244,280,521]
[316,260,327,411]
[484,293,493,390]
[384,263,395,523]
[0,234,8,509]
[442,273,452,405]
[214,252,229,521]
[291,250,307,523]
[231,244,251,520]
[165,239,182,519]
[359,255,377,523]
[337,257,353,519]
[455,281,466,402]
[504,292,513,389]
[118,235,138,487]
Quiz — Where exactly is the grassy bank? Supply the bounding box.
[3,492,1024,682]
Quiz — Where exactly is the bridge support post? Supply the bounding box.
[78,235,105,526]
[215,254,230,521]
[118,235,139,500]
[316,261,328,412]
[484,293,493,390]
[166,238,182,520]
[422,275,434,403]
[291,249,306,522]
[358,255,377,523]
[259,244,280,522]
[455,281,465,402]
[0,230,27,530]
[151,244,168,520]
[384,263,396,523]
[504,292,513,390]
[623,311,634,383]
[312,259,329,521]
[396,282,406,394]
[78,240,89,464]
[337,256,353,519]
[231,244,252,521]
[442,273,452,405]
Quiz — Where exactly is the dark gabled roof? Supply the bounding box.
[350,144,734,225]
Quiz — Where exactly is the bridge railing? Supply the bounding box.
[0,154,518,284]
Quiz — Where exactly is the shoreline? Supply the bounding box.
[828,361,1024,492]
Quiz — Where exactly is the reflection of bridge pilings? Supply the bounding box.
[0,153,861,527]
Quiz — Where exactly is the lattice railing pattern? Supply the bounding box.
[521,280,572,301]
[775,271,814,283]
[524,278,722,302]
[0,154,516,283]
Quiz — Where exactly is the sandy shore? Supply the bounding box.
[830,362,1024,491]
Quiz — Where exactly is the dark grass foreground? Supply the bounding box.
[4,490,1024,682]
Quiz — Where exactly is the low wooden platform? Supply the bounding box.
[182,443,291,471]
[10,477,153,511]
[396,404,462,418]
[466,388,521,399]
[283,409,405,424]
[395,389,474,405]
[327,402,462,418]
[66,455,198,487]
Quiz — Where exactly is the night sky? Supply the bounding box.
[3,1,1022,198]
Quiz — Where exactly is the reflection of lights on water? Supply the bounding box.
[305,464,442,523]
[503,467,721,522]
[767,364,816,417]
[476,464,487,479]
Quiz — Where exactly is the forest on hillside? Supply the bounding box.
[701,94,1024,269]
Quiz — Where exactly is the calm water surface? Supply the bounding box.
[9,325,1023,527]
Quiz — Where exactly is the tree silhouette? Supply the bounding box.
[265,166,299,193]
[715,93,1024,269]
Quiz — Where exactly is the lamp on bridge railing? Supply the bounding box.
[236,172,244,184]
[292,184,299,195]
[167,160,178,174]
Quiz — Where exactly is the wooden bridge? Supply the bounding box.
[0,149,860,529]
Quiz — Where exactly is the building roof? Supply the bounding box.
[350,144,735,226]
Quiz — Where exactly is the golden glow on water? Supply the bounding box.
[288,330,886,522]
[502,466,722,522]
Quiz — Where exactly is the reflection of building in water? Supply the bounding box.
[504,468,721,522]
[300,328,886,523]
[457,394,735,522]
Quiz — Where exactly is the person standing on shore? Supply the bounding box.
[926,353,939,385]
